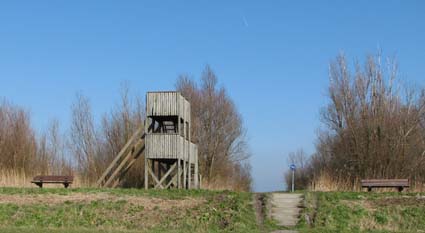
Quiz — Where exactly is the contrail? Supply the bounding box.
[242,15,249,27]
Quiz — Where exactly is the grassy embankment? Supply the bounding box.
[0,188,266,233]
[296,191,425,233]
[3,187,423,233]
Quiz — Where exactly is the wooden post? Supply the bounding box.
[157,161,161,181]
[194,154,199,189]
[166,163,171,185]
[159,162,165,182]
[144,115,150,190]
[152,160,155,182]
[177,159,181,189]
[188,161,191,189]
[144,158,148,189]
[183,160,187,189]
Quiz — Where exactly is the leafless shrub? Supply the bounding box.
[37,120,72,175]
[0,100,72,186]
[0,100,37,173]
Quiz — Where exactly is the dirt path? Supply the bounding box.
[270,193,303,228]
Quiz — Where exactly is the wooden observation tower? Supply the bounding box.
[145,92,199,189]
[96,91,199,189]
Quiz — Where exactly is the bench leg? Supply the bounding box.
[368,187,372,192]
[398,187,403,192]
[36,182,43,188]
[63,183,69,188]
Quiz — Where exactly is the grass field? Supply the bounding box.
[0,188,263,233]
[1,188,424,232]
[297,191,425,233]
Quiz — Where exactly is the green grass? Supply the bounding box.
[0,187,216,199]
[296,191,425,233]
[0,188,260,233]
[7,188,423,232]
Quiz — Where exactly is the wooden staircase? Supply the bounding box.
[96,127,145,188]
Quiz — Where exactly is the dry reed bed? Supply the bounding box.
[310,172,425,192]
[0,170,90,188]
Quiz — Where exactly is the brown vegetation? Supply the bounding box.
[69,85,145,186]
[0,100,71,186]
[1,68,252,191]
[0,192,203,209]
[285,53,425,191]
[176,66,252,191]
[0,100,37,172]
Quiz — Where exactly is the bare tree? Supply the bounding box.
[307,53,425,190]
[69,93,99,184]
[176,66,252,191]
[99,83,145,187]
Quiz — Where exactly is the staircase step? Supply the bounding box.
[270,193,304,227]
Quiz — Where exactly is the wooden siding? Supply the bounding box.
[146,133,196,163]
[146,92,190,120]
[190,143,198,163]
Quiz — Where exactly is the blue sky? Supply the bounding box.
[0,1,424,192]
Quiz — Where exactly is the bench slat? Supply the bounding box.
[32,175,74,182]
[31,181,72,184]
[361,183,409,187]
[361,179,409,186]
[31,175,74,188]
[361,179,409,192]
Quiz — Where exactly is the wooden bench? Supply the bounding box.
[31,175,74,188]
[361,179,409,192]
